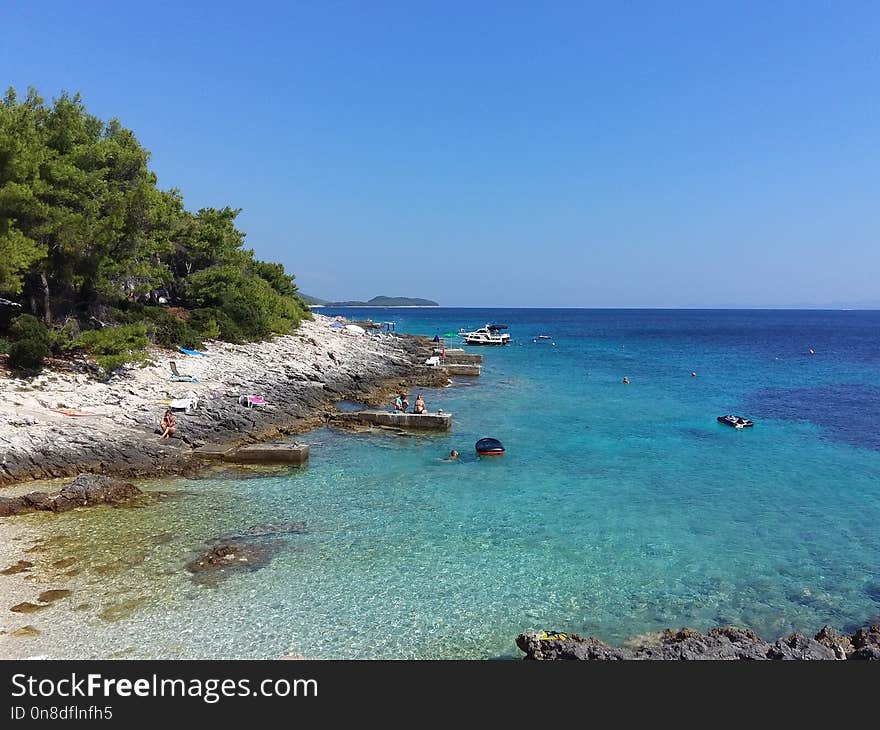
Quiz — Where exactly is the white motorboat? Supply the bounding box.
[458,324,510,345]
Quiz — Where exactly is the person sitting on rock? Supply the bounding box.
[413,394,427,414]
[160,409,176,440]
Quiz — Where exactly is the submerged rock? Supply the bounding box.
[186,541,276,587]
[10,602,49,614]
[99,596,148,623]
[517,622,880,660]
[10,625,40,638]
[37,589,72,604]
[0,560,34,575]
[0,474,143,517]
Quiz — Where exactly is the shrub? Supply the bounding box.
[10,314,51,345]
[143,307,200,349]
[185,264,302,341]
[6,314,52,371]
[71,323,149,375]
[52,318,81,353]
[188,309,221,340]
[8,337,50,371]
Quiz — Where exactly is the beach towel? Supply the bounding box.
[169,397,198,413]
[239,395,267,408]
[169,360,200,382]
[55,409,98,417]
[179,347,209,356]
[424,356,441,367]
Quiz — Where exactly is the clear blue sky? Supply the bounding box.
[3,1,878,307]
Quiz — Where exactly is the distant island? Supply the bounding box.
[302,295,439,307]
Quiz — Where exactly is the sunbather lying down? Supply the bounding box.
[239,395,267,407]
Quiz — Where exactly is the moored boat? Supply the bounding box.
[459,324,510,345]
[717,414,754,428]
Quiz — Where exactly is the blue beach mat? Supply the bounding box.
[179,347,209,356]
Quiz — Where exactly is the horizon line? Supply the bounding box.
[312,304,880,311]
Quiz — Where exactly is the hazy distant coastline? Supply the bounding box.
[302,295,439,307]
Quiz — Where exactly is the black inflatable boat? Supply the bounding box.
[475,437,505,456]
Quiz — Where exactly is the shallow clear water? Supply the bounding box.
[5,309,880,658]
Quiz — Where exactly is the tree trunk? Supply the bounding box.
[40,272,52,326]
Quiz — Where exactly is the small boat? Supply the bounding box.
[458,324,510,346]
[475,437,505,456]
[536,335,552,340]
[717,415,754,429]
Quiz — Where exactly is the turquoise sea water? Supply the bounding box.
[7,309,880,659]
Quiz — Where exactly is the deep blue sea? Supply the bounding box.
[15,309,880,659]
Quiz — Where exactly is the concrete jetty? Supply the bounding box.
[442,363,481,376]
[434,348,483,365]
[334,410,452,431]
[194,442,310,464]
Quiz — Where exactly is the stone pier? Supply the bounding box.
[434,348,483,364]
[194,443,310,464]
[442,363,481,376]
[333,410,452,431]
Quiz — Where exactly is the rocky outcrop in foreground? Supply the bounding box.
[516,624,880,660]
[0,474,142,516]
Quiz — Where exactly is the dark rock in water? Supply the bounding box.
[59,474,142,506]
[0,474,142,517]
[707,625,762,644]
[99,597,148,623]
[851,624,880,651]
[515,631,630,661]
[37,589,72,604]
[662,627,703,643]
[638,628,772,661]
[10,625,40,637]
[185,521,307,586]
[766,633,838,660]
[0,560,34,575]
[517,622,879,660]
[814,625,853,657]
[10,602,49,614]
[0,496,32,517]
[850,646,880,661]
[186,540,277,587]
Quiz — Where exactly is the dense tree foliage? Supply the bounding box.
[0,87,309,371]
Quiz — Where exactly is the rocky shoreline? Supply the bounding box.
[0,314,443,486]
[516,624,880,660]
